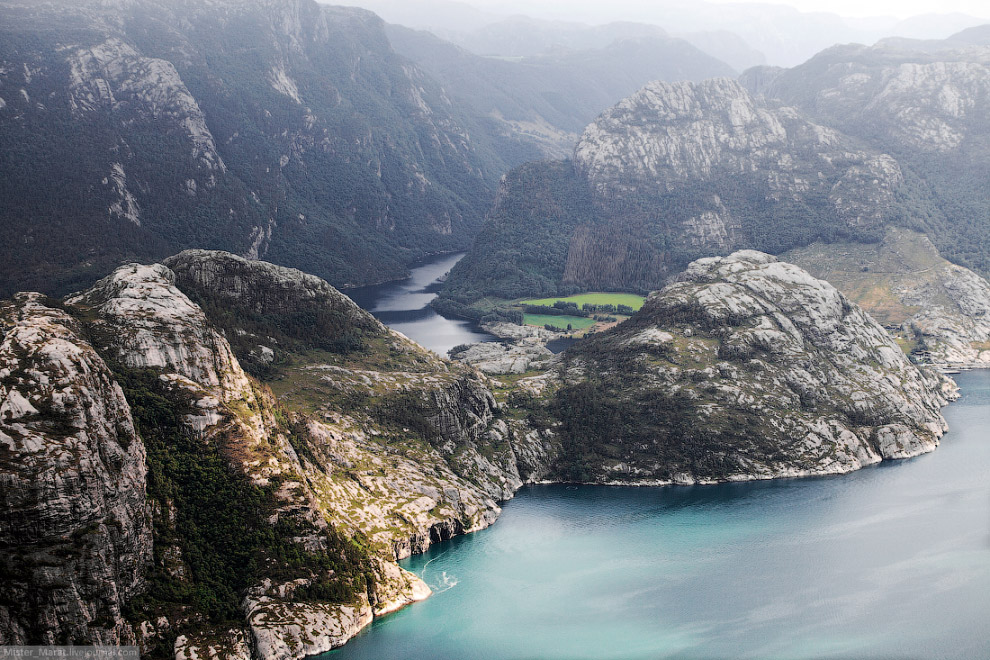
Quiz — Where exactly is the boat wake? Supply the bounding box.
[421,551,459,593]
[432,571,459,594]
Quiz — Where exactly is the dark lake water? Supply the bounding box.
[345,253,495,356]
[329,369,990,659]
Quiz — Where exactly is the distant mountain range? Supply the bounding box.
[340,0,990,67]
[439,27,990,353]
[386,22,735,162]
[0,0,736,297]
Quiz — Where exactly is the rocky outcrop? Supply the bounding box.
[537,251,954,484]
[763,37,990,277]
[67,37,225,174]
[0,294,151,644]
[163,250,378,328]
[441,76,927,306]
[574,78,903,233]
[764,41,990,155]
[449,341,553,375]
[785,227,990,366]
[66,263,252,401]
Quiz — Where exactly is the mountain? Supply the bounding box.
[754,32,990,277]
[677,30,767,72]
[0,0,503,297]
[441,16,673,58]
[411,0,942,66]
[515,251,954,484]
[0,248,957,653]
[439,77,922,312]
[386,24,737,163]
[0,250,552,654]
[784,227,990,366]
[319,0,502,34]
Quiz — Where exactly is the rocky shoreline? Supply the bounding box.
[0,250,963,658]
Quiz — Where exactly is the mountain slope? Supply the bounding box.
[441,78,923,309]
[385,23,736,163]
[784,227,990,365]
[519,251,953,484]
[758,34,990,277]
[0,0,499,297]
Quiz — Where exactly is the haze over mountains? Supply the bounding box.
[4,0,990,656]
[342,0,990,66]
[0,0,733,297]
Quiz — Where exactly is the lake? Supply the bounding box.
[328,369,990,659]
[345,253,495,357]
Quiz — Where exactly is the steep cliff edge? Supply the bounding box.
[519,251,953,484]
[0,294,151,645]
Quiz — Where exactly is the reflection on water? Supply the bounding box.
[346,253,495,356]
[329,370,990,660]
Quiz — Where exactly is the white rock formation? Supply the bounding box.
[556,251,955,484]
[574,78,903,232]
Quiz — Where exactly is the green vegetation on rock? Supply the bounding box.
[116,367,371,653]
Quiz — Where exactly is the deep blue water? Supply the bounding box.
[329,370,990,659]
[345,253,494,357]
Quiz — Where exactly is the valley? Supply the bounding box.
[3,0,990,657]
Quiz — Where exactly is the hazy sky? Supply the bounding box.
[712,0,990,19]
[463,0,990,21]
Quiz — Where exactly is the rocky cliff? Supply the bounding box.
[759,35,990,277]
[521,251,954,484]
[0,251,551,657]
[0,294,152,645]
[441,77,931,307]
[0,0,499,297]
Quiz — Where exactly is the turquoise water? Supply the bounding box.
[329,370,990,659]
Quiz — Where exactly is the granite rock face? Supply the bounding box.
[0,294,151,644]
[449,341,553,375]
[541,251,954,483]
[763,41,990,155]
[66,263,252,400]
[441,76,923,304]
[574,78,903,233]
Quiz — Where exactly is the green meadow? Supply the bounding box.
[520,292,646,311]
[523,314,597,330]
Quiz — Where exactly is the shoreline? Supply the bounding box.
[320,371,977,656]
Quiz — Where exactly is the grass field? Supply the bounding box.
[520,292,646,311]
[523,314,597,330]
